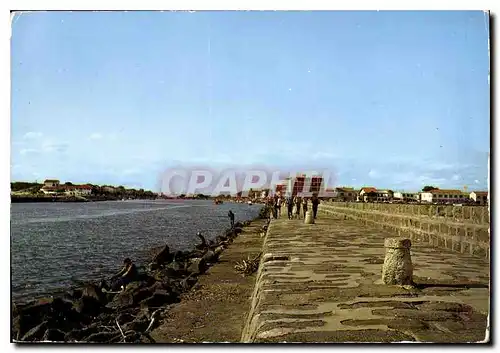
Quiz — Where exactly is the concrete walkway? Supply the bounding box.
[241,214,490,343]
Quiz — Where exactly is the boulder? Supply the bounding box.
[14,299,53,339]
[122,317,149,332]
[187,258,201,274]
[116,312,135,325]
[234,221,244,228]
[64,323,100,342]
[21,321,48,342]
[85,331,121,343]
[42,328,66,342]
[139,290,174,309]
[81,284,106,304]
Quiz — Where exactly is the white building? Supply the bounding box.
[43,179,60,187]
[470,191,488,205]
[393,191,419,202]
[420,189,467,204]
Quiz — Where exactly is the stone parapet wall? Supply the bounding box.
[319,202,490,259]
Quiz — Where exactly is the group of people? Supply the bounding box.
[267,194,320,220]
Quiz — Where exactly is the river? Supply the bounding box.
[10,200,261,301]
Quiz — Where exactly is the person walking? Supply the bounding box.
[286,196,294,219]
[311,194,320,219]
[302,197,308,217]
[295,197,302,219]
[276,196,282,218]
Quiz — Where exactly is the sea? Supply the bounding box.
[10,199,261,301]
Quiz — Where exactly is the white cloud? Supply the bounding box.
[23,132,43,140]
[20,148,39,155]
[368,169,381,179]
[451,174,461,181]
[89,133,103,140]
[474,179,480,184]
[41,140,69,153]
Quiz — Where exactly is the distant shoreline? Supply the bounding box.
[10,195,157,203]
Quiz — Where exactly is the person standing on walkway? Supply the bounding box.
[311,194,320,219]
[272,196,278,219]
[302,197,308,217]
[228,210,235,228]
[286,196,294,219]
[295,197,302,219]
[276,196,282,218]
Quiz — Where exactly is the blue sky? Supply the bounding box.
[11,11,490,191]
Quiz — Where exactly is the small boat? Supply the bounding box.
[248,201,253,205]
[214,199,223,205]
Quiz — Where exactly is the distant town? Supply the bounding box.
[10,176,488,205]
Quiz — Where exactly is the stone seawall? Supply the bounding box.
[319,202,489,259]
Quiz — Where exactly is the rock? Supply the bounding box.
[42,328,66,342]
[21,321,48,342]
[123,317,149,332]
[202,250,217,264]
[105,292,134,311]
[139,290,174,309]
[81,284,106,304]
[14,299,53,339]
[85,331,121,343]
[64,323,100,342]
[116,312,135,325]
[180,275,198,291]
[382,238,413,285]
[234,227,243,235]
[234,221,244,228]
[187,258,202,274]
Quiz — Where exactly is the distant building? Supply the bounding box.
[334,187,357,202]
[289,174,323,197]
[375,189,393,202]
[102,185,117,193]
[393,191,419,202]
[470,191,488,205]
[420,189,467,204]
[43,179,60,187]
[358,187,377,202]
[40,183,92,196]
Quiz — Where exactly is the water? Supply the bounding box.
[10,200,261,301]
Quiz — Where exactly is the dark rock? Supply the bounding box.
[81,284,106,304]
[234,221,244,228]
[234,227,243,234]
[179,274,197,290]
[85,331,121,343]
[123,317,149,332]
[64,323,100,342]
[105,292,134,311]
[68,288,83,300]
[140,290,174,309]
[21,321,48,342]
[42,328,66,342]
[14,299,53,339]
[116,312,135,325]
[202,250,217,264]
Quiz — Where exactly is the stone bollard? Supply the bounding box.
[382,238,413,285]
[304,210,315,224]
